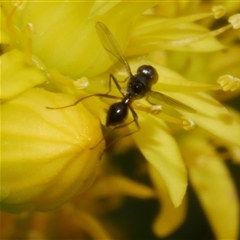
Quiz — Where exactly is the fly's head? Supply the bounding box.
[136,65,158,88]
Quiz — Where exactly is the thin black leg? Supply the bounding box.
[104,74,126,97]
[92,106,140,154]
[46,93,122,110]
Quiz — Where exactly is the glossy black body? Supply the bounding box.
[106,65,158,126]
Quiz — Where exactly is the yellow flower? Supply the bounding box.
[1,1,240,239]
[0,0,158,212]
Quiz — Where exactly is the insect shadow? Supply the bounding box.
[47,22,195,155]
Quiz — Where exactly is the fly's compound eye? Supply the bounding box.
[137,65,158,84]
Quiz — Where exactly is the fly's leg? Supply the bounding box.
[46,94,121,110]
[47,73,127,110]
[104,74,127,97]
[144,95,163,115]
[93,106,140,159]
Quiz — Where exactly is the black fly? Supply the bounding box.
[47,22,195,148]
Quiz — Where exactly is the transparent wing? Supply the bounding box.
[148,91,196,113]
[95,22,132,75]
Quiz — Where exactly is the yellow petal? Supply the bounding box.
[2,1,156,78]
[210,45,240,78]
[149,164,186,237]
[127,18,226,56]
[151,62,219,93]
[165,92,240,147]
[1,88,104,212]
[0,49,46,100]
[89,176,156,199]
[182,134,239,239]
[132,113,187,207]
[70,208,112,240]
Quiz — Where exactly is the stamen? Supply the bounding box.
[31,56,46,71]
[171,23,232,48]
[148,105,162,115]
[74,77,89,89]
[12,0,25,10]
[133,101,163,115]
[228,14,240,29]
[217,75,240,91]
[25,23,34,66]
[211,5,226,19]
[47,69,74,88]
[157,112,183,124]
[132,7,226,38]
[170,9,238,49]
[6,1,23,37]
[181,116,195,130]
[25,22,34,37]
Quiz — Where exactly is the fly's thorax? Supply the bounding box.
[127,77,150,99]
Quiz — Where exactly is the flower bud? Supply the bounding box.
[1,88,104,213]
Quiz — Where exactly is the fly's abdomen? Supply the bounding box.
[106,102,128,126]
